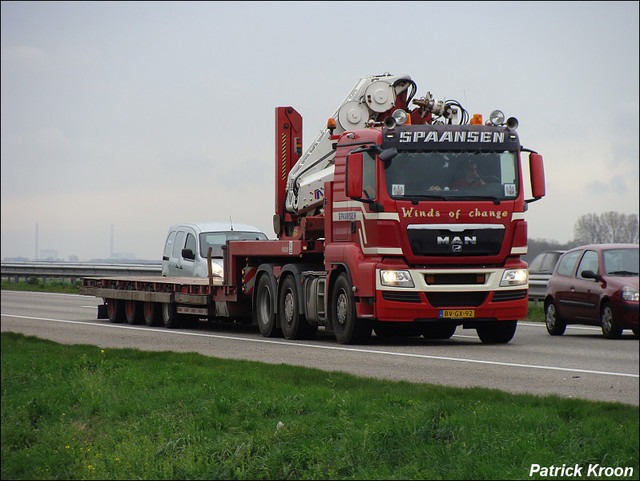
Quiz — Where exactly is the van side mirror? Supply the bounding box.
[346,152,363,198]
[181,248,195,260]
[529,152,545,200]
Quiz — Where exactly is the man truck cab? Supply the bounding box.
[162,222,267,278]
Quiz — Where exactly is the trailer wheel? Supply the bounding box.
[143,286,159,326]
[279,276,317,340]
[106,298,124,323]
[331,273,371,344]
[476,320,517,344]
[254,274,281,337]
[124,288,143,325]
[162,302,182,329]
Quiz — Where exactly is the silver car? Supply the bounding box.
[162,222,267,278]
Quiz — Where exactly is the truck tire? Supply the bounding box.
[476,320,517,344]
[254,274,281,337]
[421,322,457,340]
[106,298,124,323]
[143,286,159,326]
[162,302,182,329]
[279,275,317,340]
[331,273,371,344]
[124,287,143,325]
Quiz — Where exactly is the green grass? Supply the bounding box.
[2,333,638,480]
[1,278,80,294]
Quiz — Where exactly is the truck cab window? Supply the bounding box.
[363,151,376,199]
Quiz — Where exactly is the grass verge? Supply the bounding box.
[2,332,638,480]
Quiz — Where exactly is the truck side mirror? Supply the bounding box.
[346,152,364,199]
[529,152,545,200]
[182,248,195,260]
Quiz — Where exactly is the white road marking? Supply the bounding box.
[3,314,638,379]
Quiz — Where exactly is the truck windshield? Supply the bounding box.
[200,231,267,258]
[384,151,519,201]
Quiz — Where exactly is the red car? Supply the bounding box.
[544,244,639,338]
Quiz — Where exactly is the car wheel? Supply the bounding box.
[600,302,622,339]
[544,300,566,336]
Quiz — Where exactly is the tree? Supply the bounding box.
[573,212,639,244]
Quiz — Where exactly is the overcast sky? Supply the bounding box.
[2,1,638,261]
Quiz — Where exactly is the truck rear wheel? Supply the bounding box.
[476,320,517,344]
[162,302,183,329]
[254,274,281,337]
[279,276,317,340]
[106,298,124,323]
[331,273,371,344]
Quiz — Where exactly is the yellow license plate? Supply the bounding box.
[439,309,475,319]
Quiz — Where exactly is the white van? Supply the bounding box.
[162,222,268,278]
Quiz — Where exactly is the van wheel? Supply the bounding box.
[331,273,371,344]
[254,274,281,337]
[106,298,124,323]
[600,302,622,339]
[279,276,317,340]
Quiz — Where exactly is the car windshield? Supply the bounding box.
[384,151,519,201]
[602,248,639,276]
[199,231,267,258]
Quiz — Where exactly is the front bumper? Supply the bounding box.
[371,267,528,322]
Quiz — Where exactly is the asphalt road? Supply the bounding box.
[2,290,638,405]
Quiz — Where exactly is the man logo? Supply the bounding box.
[437,235,476,253]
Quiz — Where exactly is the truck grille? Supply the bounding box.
[426,292,488,307]
[492,290,527,302]
[407,224,504,257]
[382,291,422,303]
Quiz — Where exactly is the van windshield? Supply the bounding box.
[199,231,267,258]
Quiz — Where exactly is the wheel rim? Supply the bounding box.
[126,301,134,318]
[284,290,295,325]
[336,291,347,326]
[602,306,613,331]
[258,284,272,326]
[144,302,152,318]
[546,304,556,329]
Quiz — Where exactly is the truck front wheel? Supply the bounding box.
[254,274,281,337]
[331,273,371,344]
[476,320,517,344]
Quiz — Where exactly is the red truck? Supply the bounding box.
[80,74,545,344]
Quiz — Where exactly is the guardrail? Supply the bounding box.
[1,261,162,284]
[528,273,551,305]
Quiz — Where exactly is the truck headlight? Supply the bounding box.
[380,270,414,288]
[621,286,639,302]
[500,269,527,287]
[210,261,224,278]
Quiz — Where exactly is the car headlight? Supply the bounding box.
[500,269,528,287]
[380,270,415,288]
[621,286,639,302]
[210,261,224,278]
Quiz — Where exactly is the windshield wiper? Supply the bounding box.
[404,194,450,203]
[607,270,638,276]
